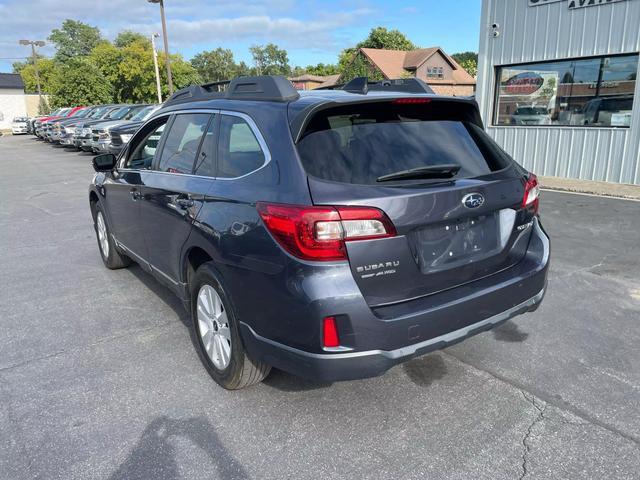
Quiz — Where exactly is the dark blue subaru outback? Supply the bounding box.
[89,76,549,389]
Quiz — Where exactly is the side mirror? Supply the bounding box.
[93,153,117,172]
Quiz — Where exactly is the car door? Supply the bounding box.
[102,117,170,263]
[139,111,217,290]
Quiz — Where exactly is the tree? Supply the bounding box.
[49,58,113,107]
[339,53,385,83]
[250,43,290,76]
[338,27,417,74]
[191,48,239,83]
[115,31,150,48]
[13,57,57,94]
[90,38,201,103]
[355,27,417,51]
[304,63,340,76]
[451,51,478,77]
[48,19,102,60]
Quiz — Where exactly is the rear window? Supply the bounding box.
[297,104,509,185]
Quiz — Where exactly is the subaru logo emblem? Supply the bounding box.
[462,193,484,209]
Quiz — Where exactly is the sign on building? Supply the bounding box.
[529,0,627,6]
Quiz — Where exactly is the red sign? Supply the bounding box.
[503,73,544,95]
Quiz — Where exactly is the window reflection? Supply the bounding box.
[494,54,638,127]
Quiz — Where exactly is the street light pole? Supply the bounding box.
[150,34,163,103]
[148,0,174,95]
[18,39,45,104]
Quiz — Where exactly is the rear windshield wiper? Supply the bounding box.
[376,164,461,183]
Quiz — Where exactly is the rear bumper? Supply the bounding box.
[241,287,544,382]
[239,217,550,382]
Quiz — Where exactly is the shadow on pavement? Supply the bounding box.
[492,320,529,343]
[263,368,333,392]
[128,265,191,328]
[402,353,448,387]
[108,416,249,480]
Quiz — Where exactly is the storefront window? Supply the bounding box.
[494,54,638,127]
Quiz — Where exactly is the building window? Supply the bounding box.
[427,66,444,79]
[494,53,638,127]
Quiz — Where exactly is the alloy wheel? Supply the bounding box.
[96,211,109,258]
[197,285,232,370]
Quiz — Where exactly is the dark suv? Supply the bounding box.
[89,76,549,389]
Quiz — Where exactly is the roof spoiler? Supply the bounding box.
[321,76,435,95]
[164,75,300,107]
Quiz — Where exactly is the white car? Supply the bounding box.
[11,116,29,135]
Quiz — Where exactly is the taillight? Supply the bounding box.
[322,316,340,348]
[522,174,540,214]
[256,202,396,261]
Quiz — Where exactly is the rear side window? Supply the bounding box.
[297,103,509,185]
[157,113,211,174]
[217,115,266,178]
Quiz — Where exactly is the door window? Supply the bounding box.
[156,113,211,174]
[193,116,217,177]
[217,115,266,178]
[124,119,168,170]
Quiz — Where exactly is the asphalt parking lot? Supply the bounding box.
[1,134,639,480]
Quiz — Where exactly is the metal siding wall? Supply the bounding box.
[477,0,640,185]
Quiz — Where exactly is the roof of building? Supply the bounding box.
[317,74,341,88]
[0,73,25,90]
[288,74,328,83]
[358,48,476,85]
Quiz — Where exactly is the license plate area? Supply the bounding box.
[412,210,514,274]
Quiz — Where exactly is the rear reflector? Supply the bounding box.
[256,203,396,261]
[392,98,432,104]
[522,174,540,214]
[322,316,340,348]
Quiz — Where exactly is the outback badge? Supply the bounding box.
[462,192,485,209]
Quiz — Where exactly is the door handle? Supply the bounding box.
[174,197,194,209]
[130,189,142,201]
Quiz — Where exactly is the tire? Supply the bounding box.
[191,263,271,389]
[93,203,131,269]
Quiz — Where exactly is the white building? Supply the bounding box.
[0,73,29,132]
[476,0,640,185]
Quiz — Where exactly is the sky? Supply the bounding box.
[0,0,481,73]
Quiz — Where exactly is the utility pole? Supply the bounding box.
[18,39,45,104]
[151,34,163,103]
[148,0,174,95]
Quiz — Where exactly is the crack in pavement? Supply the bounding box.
[442,351,640,447]
[519,392,547,480]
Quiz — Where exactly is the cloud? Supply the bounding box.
[0,0,375,68]
[128,9,374,51]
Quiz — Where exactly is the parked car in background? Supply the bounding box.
[510,105,551,125]
[36,106,85,139]
[100,105,161,155]
[46,107,90,143]
[49,107,98,144]
[582,95,634,127]
[11,116,29,135]
[89,104,149,153]
[88,75,549,390]
[34,108,70,138]
[73,105,123,151]
[57,106,101,147]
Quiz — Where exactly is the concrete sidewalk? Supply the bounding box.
[540,175,640,200]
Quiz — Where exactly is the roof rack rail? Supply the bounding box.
[324,76,435,95]
[164,75,300,107]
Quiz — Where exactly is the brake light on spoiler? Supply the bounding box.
[257,203,396,261]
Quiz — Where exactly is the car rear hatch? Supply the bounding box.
[293,97,536,307]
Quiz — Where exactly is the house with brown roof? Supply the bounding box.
[288,74,330,90]
[337,47,476,96]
